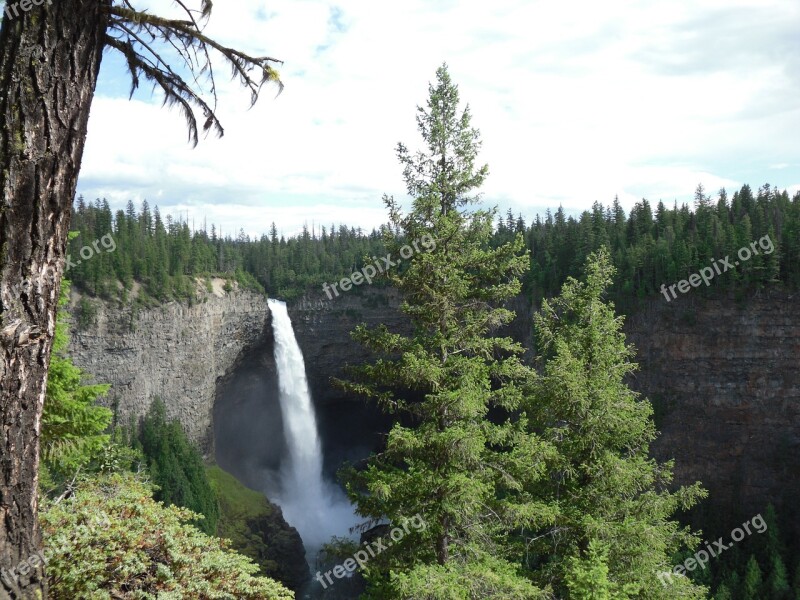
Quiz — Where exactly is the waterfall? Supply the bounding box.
[268,299,354,559]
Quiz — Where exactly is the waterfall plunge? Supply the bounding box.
[268,299,355,559]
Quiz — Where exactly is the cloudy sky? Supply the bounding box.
[78,0,800,238]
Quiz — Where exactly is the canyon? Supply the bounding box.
[67,283,800,555]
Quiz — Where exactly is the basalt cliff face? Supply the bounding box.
[287,287,800,531]
[67,287,270,452]
[624,290,800,525]
[70,284,800,538]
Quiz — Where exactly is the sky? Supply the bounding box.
[77,0,800,238]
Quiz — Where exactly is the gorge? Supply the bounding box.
[66,281,800,590]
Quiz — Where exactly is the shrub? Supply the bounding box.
[40,472,293,600]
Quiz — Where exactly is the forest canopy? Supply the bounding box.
[68,182,798,306]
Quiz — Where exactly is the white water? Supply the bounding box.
[268,299,355,559]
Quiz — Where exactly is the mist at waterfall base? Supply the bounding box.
[267,299,357,560]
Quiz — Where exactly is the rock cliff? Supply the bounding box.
[69,282,800,538]
[625,289,800,525]
[66,286,311,592]
[287,287,800,532]
[67,285,270,453]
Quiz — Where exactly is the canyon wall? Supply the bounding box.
[69,282,800,533]
[288,287,800,528]
[625,289,800,521]
[67,285,270,453]
[66,287,311,591]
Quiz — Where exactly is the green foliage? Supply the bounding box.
[519,183,798,309]
[701,504,798,599]
[69,196,386,302]
[138,398,219,535]
[70,180,800,307]
[713,583,732,600]
[526,249,708,598]
[39,472,293,600]
[41,279,113,489]
[768,553,791,599]
[70,181,800,307]
[743,554,764,600]
[566,539,639,599]
[374,555,547,600]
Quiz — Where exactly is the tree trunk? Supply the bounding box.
[0,2,108,597]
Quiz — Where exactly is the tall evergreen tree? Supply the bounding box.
[138,398,220,535]
[526,249,708,598]
[337,64,554,599]
[743,554,764,600]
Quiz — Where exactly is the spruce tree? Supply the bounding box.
[41,279,113,490]
[712,583,732,600]
[768,554,791,600]
[337,64,555,599]
[526,249,708,598]
[743,555,764,600]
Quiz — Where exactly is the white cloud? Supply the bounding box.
[78,0,800,234]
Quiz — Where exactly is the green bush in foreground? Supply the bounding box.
[40,472,293,600]
[379,555,547,600]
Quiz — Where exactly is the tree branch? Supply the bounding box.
[104,1,282,145]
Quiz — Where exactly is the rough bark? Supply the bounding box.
[0,1,108,597]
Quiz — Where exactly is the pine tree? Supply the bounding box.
[41,279,113,490]
[743,555,764,600]
[395,63,489,218]
[713,583,732,600]
[768,554,791,599]
[337,64,554,599]
[526,249,707,598]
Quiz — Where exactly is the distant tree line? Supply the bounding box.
[68,196,387,302]
[69,182,799,307]
[494,182,798,310]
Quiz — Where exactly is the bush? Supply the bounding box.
[40,472,293,599]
